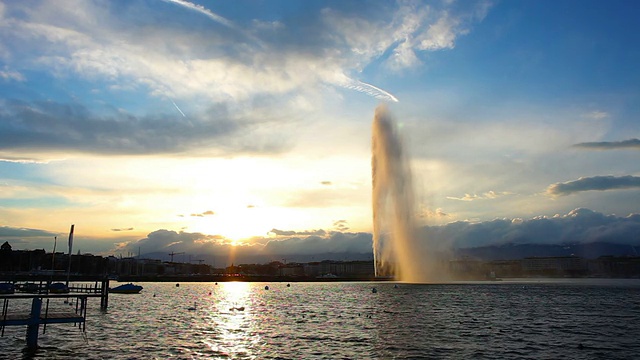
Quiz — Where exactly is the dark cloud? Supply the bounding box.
[321,181,332,186]
[111,228,134,232]
[113,229,370,263]
[6,208,640,261]
[0,226,57,238]
[547,175,640,196]
[418,208,640,249]
[333,220,349,231]
[262,232,372,256]
[0,100,288,157]
[573,139,640,150]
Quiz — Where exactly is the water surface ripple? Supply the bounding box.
[2,279,639,359]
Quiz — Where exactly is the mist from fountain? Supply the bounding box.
[371,105,442,282]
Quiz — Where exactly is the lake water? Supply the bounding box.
[2,279,640,359]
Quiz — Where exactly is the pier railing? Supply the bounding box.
[0,276,111,349]
[0,294,92,348]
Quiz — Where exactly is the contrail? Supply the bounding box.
[159,0,265,48]
[342,79,399,102]
[171,100,186,117]
[160,0,235,28]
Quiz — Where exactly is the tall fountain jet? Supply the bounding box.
[372,105,438,282]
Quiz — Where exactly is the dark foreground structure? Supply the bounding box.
[0,276,110,350]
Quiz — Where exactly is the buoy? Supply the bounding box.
[372,287,377,293]
[265,285,269,290]
[287,283,291,287]
[176,283,180,287]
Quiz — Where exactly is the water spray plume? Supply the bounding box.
[371,105,445,282]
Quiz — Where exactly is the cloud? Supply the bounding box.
[262,232,372,256]
[333,220,349,232]
[6,207,640,261]
[573,139,640,150]
[111,228,372,264]
[117,229,233,252]
[582,111,610,120]
[189,210,215,217]
[418,207,450,220]
[447,191,513,201]
[0,68,24,82]
[0,99,289,157]
[546,175,640,196]
[111,228,134,232]
[27,1,477,99]
[0,1,492,157]
[419,208,640,249]
[0,226,57,238]
[268,228,327,237]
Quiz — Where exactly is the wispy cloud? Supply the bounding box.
[0,0,489,157]
[582,110,610,120]
[333,220,349,232]
[547,175,640,196]
[447,191,512,201]
[0,68,24,82]
[268,228,327,237]
[573,139,640,150]
[190,210,215,217]
[0,100,290,157]
[0,226,57,238]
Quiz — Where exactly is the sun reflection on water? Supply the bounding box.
[202,282,261,358]
[220,281,250,308]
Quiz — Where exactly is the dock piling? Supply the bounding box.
[26,297,42,349]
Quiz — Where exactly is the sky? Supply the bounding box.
[1,0,639,263]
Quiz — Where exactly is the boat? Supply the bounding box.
[49,282,70,294]
[109,283,143,294]
[17,282,39,293]
[0,283,15,294]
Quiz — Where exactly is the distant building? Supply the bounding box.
[588,256,640,277]
[303,260,374,278]
[449,258,484,279]
[522,256,587,276]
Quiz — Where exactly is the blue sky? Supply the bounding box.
[1,0,639,261]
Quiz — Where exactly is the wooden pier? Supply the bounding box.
[0,276,110,349]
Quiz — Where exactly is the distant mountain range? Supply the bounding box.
[137,242,639,266]
[138,251,374,267]
[455,242,640,261]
